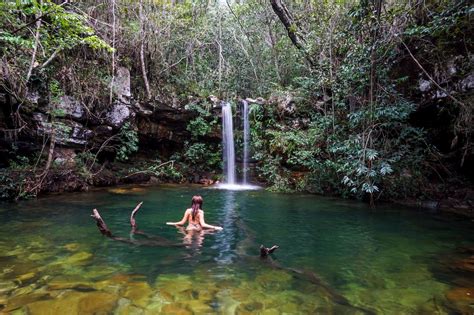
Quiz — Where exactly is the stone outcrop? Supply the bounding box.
[32,113,94,146]
[0,66,207,199]
[268,92,296,115]
[112,67,131,104]
[105,102,133,128]
[58,96,85,120]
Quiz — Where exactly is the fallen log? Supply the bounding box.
[91,203,182,247]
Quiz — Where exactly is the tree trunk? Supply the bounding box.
[269,0,314,66]
[139,0,151,100]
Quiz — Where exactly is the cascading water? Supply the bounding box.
[215,101,260,191]
[242,100,250,185]
[222,102,236,184]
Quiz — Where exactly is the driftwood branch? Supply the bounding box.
[260,244,279,257]
[91,203,182,247]
[91,209,113,237]
[130,201,143,231]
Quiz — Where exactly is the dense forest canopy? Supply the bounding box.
[0,0,472,206]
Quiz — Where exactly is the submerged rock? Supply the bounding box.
[123,281,152,308]
[15,272,37,284]
[108,187,147,195]
[24,291,118,315]
[445,287,474,314]
[4,292,52,313]
[50,251,93,268]
[63,243,81,252]
[78,291,119,314]
[160,303,193,315]
[115,297,145,315]
[47,279,96,292]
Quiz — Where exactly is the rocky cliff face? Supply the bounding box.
[0,66,219,198]
[402,52,474,181]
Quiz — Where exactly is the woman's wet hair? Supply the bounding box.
[191,195,203,220]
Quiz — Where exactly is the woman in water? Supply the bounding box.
[166,195,223,231]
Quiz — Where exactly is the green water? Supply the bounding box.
[1,185,473,314]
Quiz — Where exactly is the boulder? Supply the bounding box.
[105,103,134,128]
[460,72,474,91]
[58,96,85,120]
[208,95,220,106]
[269,92,296,115]
[133,102,153,116]
[32,113,94,146]
[53,148,76,167]
[245,97,266,105]
[418,79,432,93]
[446,56,461,76]
[112,67,131,104]
[26,90,41,106]
[0,93,6,105]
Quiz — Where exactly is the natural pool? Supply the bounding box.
[0,185,473,314]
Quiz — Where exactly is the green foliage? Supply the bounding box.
[182,142,221,172]
[129,159,184,182]
[187,116,214,138]
[1,0,469,204]
[116,123,139,162]
[0,154,36,200]
[404,1,472,38]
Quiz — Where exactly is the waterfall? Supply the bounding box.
[222,102,236,184]
[215,101,259,191]
[242,100,250,185]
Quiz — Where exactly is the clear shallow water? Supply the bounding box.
[0,185,473,314]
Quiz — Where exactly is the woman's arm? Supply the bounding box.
[199,211,223,230]
[166,209,189,226]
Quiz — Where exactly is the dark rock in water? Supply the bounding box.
[198,177,214,186]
